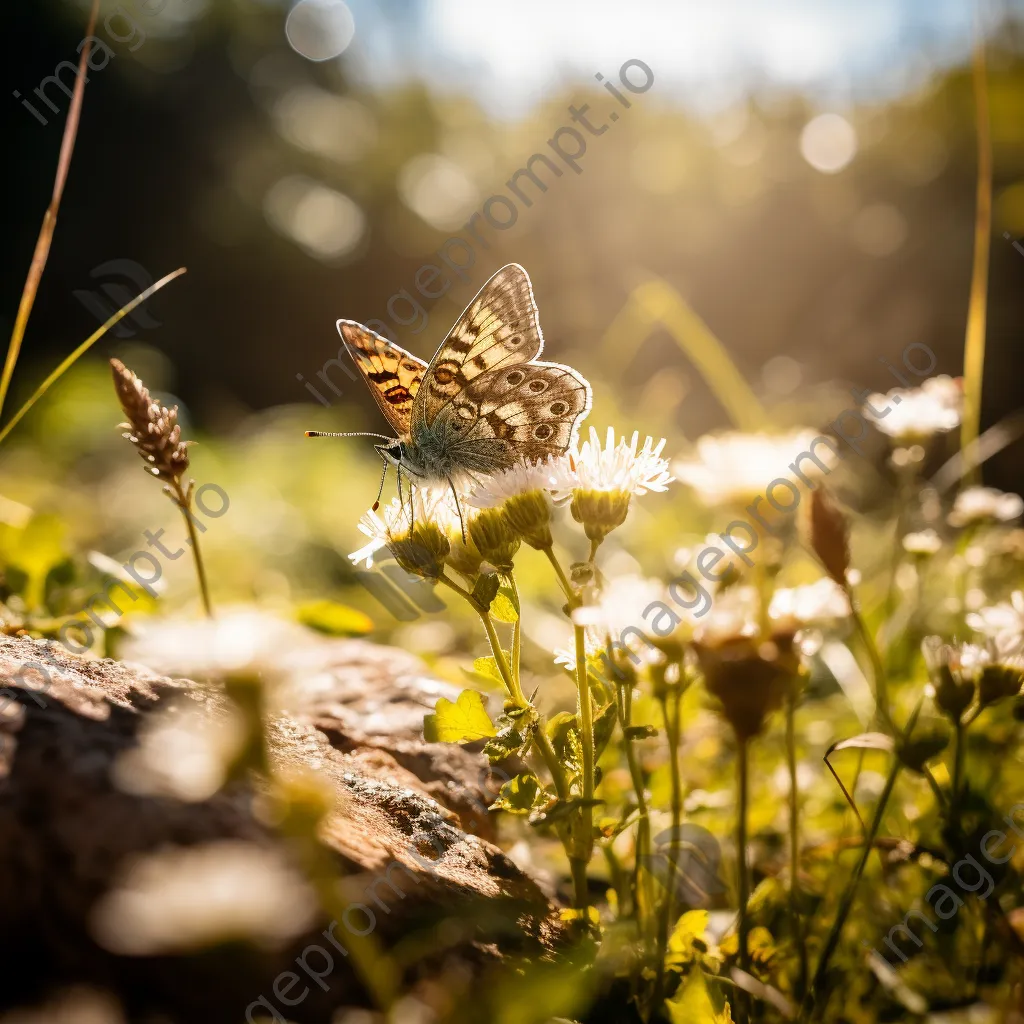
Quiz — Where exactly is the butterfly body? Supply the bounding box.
[337,264,592,489]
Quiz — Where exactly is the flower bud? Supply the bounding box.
[979,664,1024,707]
[390,523,450,579]
[503,490,555,550]
[468,507,521,570]
[571,489,631,544]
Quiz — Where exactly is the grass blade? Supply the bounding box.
[959,21,993,488]
[0,0,102,422]
[0,268,188,448]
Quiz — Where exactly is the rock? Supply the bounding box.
[0,633,567,1023]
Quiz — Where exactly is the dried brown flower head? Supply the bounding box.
[693,631,797,740]
[110,358,190,486]
[807,488,850,586]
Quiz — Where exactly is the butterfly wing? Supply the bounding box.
[412,264,542,430]
[337,320,428,438]
[437,361,593,470]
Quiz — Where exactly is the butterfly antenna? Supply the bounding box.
[305,430,397,442]
[371,456,389,512]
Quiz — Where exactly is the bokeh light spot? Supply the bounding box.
[263,176,365,261]
[285,0,355,62]
[398,154,479,231]
[851,203,907,257]
[800,113,857,174]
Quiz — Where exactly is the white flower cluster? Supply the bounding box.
[349,428,673,564]
[867,374,962,442]
[949,487,1024,528]
[672,430,827,507]
[91,841,318,954]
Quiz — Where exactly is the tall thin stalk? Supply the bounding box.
[573,619,596,910]
[542,545,597,911]
[736,736,751,1024]
[0,269,187,448]
[653,679,684,1009]
[0,0,102,422]
[800,700,923,1022]
[960,22,992,488]
[171,481,214,619]
[787,686,808,998]
[619,671,651,930]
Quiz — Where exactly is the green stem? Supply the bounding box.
[437,574,569,800]
[653,682,684,1010]
[510,577,524,701]
[736,736,751,1024]
[534,724,571,802]
[541,545,594,911]
[953,721,966,812]
[800,700,923,1023]
[787,686,808,999]
[173,483,213,619]
[573,619,595,911]
[620,674,651,929]
[544,545,576,604]
[845,584,891,729]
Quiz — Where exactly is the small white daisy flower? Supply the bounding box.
[464,456,575,550]
[867,375,962,443]
[573,427,673,496]
[349,489,460,577]
[571,574,670,635]
[902,528,943,556]
[966,591,1024,656]
[349,508,388,569]
[673,430,826,507]
[693,584,761,645]
[465,455,575,509]
[569,428,672,543]
[948,487,1024,528]
[769,578,851,629]
[120,609,309,681]
[91,841,317,954]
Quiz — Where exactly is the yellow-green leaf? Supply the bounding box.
[490,772,542,814]
[0,514,67,609]
[296,599,374,637]
[669,909,710,955]
[490,591,519,623]
[666,970,732,1023]
[424,690,496,744]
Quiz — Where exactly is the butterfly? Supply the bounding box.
[309,264,592,510]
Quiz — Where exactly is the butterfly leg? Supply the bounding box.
[446,475,467,544]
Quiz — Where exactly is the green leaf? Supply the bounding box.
[827,732,895,755]
[0,514,67,609]
[529,796,602,827]
[669,909,710,956]
[472,573,501,611]
[746,877,785,918]
[296,599,374,636]
[424,690,496,744]
[464,655,504,688]
[545,711,576,742]
[593,701,618,759]
[483,711,531,762]
[490,591,519,623]
[666,970,732,1023]
[490,772,542,813]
